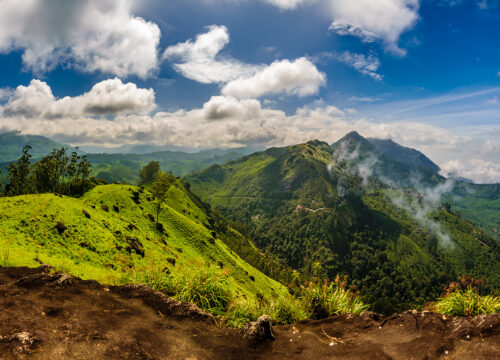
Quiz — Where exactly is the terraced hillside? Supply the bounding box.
[0,183,288,304]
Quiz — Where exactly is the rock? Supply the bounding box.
[54,274,72,287]
[242,315,275,343]
[1,332,40,354]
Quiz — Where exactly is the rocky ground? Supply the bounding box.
[1,266,500,359]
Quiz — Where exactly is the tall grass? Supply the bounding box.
[126,264,233,316]
[0,249,12,267]
[434,287,500,317]
[300,279,369,320]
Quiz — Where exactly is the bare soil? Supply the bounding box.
[1,266,500,359]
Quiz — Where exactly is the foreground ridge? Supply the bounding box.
[1,266,500,359]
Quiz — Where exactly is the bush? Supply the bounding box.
[128,264,233,317]
[55,221,67,234]
[225,299,262,328]
[269,296,306,324]
[300,278,368,319]
[434,287,500,317]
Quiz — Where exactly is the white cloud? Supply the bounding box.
[441,159,500,184]
[327,0,420,55]
[164,26,326,99]
[317,51,383,80]
[163,25,260,84]
[222,57,326,98]
[2,78,155,118]
[264,0,317,10]
[0,0,160,78]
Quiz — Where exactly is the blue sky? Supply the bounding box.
[0,0,499,182]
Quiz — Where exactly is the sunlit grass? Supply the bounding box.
[434,287,500,317]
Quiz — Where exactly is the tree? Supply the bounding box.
[5,145,32,196]
[139,161,160,185]
[151,172,175,223]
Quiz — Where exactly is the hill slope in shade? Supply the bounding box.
[186,138,500,313]
[0,132,69,162]
[331,131,443,188]
[0,183,287,303]
[367,137,441,173]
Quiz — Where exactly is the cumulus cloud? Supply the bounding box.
[222,57,326,98]
[327,0,420,55]
[2,78,155,118]
[316,51,383,80]
[163,25,260,84]
[0,0,160,78]
[164,26,326,98]
[440,159,500,184]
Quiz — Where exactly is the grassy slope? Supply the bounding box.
[0,183,287,302]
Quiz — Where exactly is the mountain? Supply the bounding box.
[186,136,500,313]
[0,182,288,306]
[367,137,441,173]
[331,131,443,188]
[87,148,254,184]
[0,132,69,162]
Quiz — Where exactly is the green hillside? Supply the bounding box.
[0,183,288,304]
[87,148,252,184]
[186,138,500,313]
[447,182,500,241]
[0,132,69,162]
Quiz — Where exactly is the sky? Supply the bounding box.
[0,0,499,183]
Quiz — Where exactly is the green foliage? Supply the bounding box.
[4,146,94,197]
[151,172,176,222]
[434,287,500,317]
[5,145,32,195]
[300,278,368,320]
[126,263,233,316]
[139,161,160,185]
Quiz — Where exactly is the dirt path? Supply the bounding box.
[1,266,500,359]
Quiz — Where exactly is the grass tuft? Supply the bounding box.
[434,287,500,317]
[300,279,368,320]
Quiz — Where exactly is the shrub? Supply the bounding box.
[434,287,500,317]
[269,296,306,324]
[54,221,67,234]
[172,265,233,316]
[300,277,368,319]
[225,299,262,328]
[128,264,233,317]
